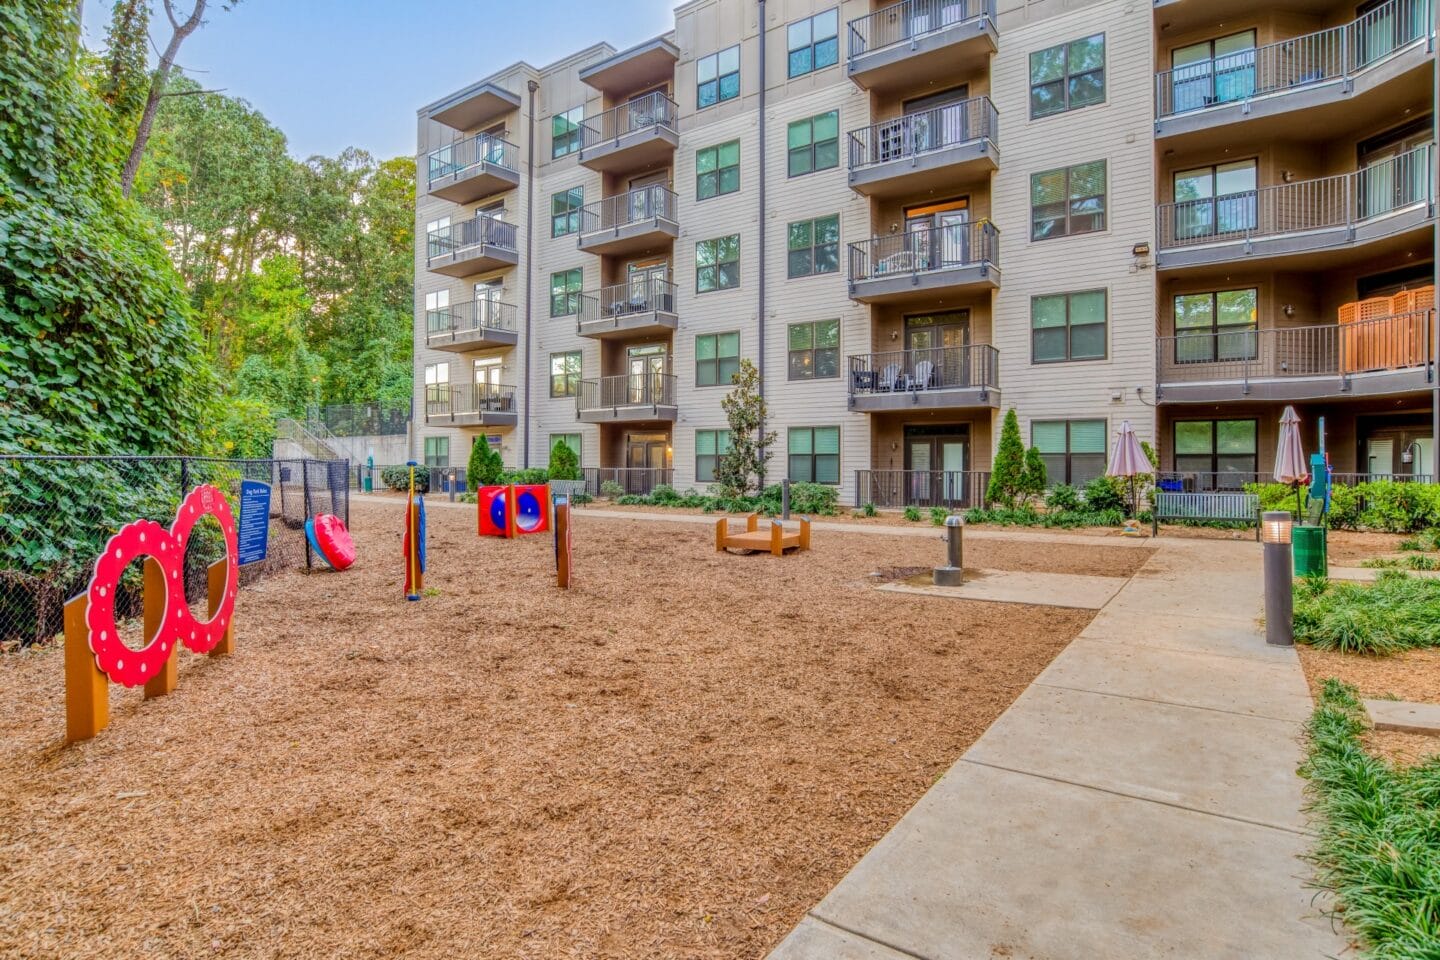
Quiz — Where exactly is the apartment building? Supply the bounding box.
[411,0,1437,505]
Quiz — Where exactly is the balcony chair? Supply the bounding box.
[912,360,934,390]
[878,362,903,392]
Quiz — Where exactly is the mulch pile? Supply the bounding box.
[0,503,1141,959]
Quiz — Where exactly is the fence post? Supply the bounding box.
[179,458,190,498]
[301,460,313,571]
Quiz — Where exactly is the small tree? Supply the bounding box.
[986,408,1026,507]
[468,437,503,487]
[716,358,775,495]
[547,439,580,481]
[1021,445,1047,505]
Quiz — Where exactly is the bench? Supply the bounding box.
[1151,491,1261,540]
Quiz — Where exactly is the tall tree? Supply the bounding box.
[717,359,775,495]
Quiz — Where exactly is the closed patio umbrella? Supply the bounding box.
[1273,405,1310,518]
[1106,420,1149,516]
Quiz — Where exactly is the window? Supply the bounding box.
[696,331,741,387]
[788,111,839,176]
[788,427,840,484]
[424,289,449,314]
[1170,30,1257,112]
[550,268,583,316]
[787,10,839,78]
[1033,419,1106,486]
[1030,35,1105,117]
[424,363,450,412]
[696,140,740,200]
[551,105,584,158]
[697,45,740,109]
[1174,419,1258,486]
[423,436,449,468]
[551,187,584,237]
[1172,161,1256,240]
[696,235,740,293]
[424,216,451,258]
[787,215,840,278]
[1031,160,1106,240]
[550,433,581,461]
[1031,290,1107,363]
[550,351,581,398]
[787,320,840,380]
[696,429,732,483]
[1174,289,1258,364]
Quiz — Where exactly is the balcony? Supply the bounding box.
[1154,0,1435,142]
[1155,144,1434,271]
[848,345,1000,412]
[846,0,997,93]
[577,92,679,173]
[1156,312,1435,403]
[425,135,520,204]
[855,469,990,509]
[577,277,678,340]
[425,217,520,277]
[576,186,679,257]
[847,97,997,199]
[425,299,518,353]
[427,81,521,132]
[579,38,679,97]
[576,373,678,423]
[848,221,999,303]
[424,383,518,427]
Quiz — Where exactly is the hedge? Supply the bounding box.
[1244,480,1440,533]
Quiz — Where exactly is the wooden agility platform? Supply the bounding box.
[715,513,811,556]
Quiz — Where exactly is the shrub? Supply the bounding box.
[1292,571,1440,655]
[499,468,548,485]
[1082,475,1125,512]
[468,439,503,487]
[569,491,593,505]
[929,506,949,525]
[963,506,1124,529]
[757,482,838,516]
[1045,483,1081,512]
[861,501,878,518]
[381,465,429,493]
[546,441,580,481]
[1020,446,1047,505]
[1245,481,1440,533]
[649,484,680,504]
[600,480,625,499]
[902,506,921,522]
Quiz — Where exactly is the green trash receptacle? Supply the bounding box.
[1293,525,1327,577]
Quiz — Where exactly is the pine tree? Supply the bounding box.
[1021,445,1047,505]
[468,437,503,487]
[986,408,1026,507]
[547,438,580,481]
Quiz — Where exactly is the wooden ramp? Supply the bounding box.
[715,513,811,556]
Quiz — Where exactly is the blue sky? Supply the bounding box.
[81,0,676,161]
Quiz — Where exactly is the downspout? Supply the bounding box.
[757,0,768,470]
[1431,46,1438,482]
[524,79,539,469]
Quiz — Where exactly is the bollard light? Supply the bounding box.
[1262,511,1294,647]
[1262,511,1293,545]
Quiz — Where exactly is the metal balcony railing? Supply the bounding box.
[848,345,999,396]
[577,185,678,237]
[849,221,998,282]
[425,217,519,262]
[854,469,991,509]
[581,467,675,497]
[425,134,519,186]
[1156,311,1435,385]
[578,91,679,149]
[1156,469,1436,492]
[1155,0,1433,118]
[577,277,677,328]
[424,382,516,421]
[1157,144,1434,249]
[847,0,995,58]
[576,373,678,412]
[425,299,518,342]
[848,96,997,170]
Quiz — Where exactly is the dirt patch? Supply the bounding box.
[1324,531,1412,564]
[1298,645,1440,706]
[0,501,1098,959]
[1363,728,1440,767]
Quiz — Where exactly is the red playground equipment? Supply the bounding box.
[477,484,552,538]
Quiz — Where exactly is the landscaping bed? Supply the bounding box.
[0,501,1128,958]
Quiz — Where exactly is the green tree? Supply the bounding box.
[986,409,1027,507]
[1021,445,1048,505]
[716,358,775,495]
[468,438,503,487]
[547,440,580,481]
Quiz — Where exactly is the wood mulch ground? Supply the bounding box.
[0,503,1141,960]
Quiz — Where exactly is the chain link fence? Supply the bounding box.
[0,456,349,648]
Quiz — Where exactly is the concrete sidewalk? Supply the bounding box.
[769,537,1344,960]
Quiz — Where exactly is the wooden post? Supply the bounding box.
[799,516,811,552]
[505,485,518,540]
[207,559,234,656]
[770,520,783,556]
[64,592,108,744]
[555,499,572,589]
[142,556,177,700]
[715,518,727,552]
[746,512,758,533]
